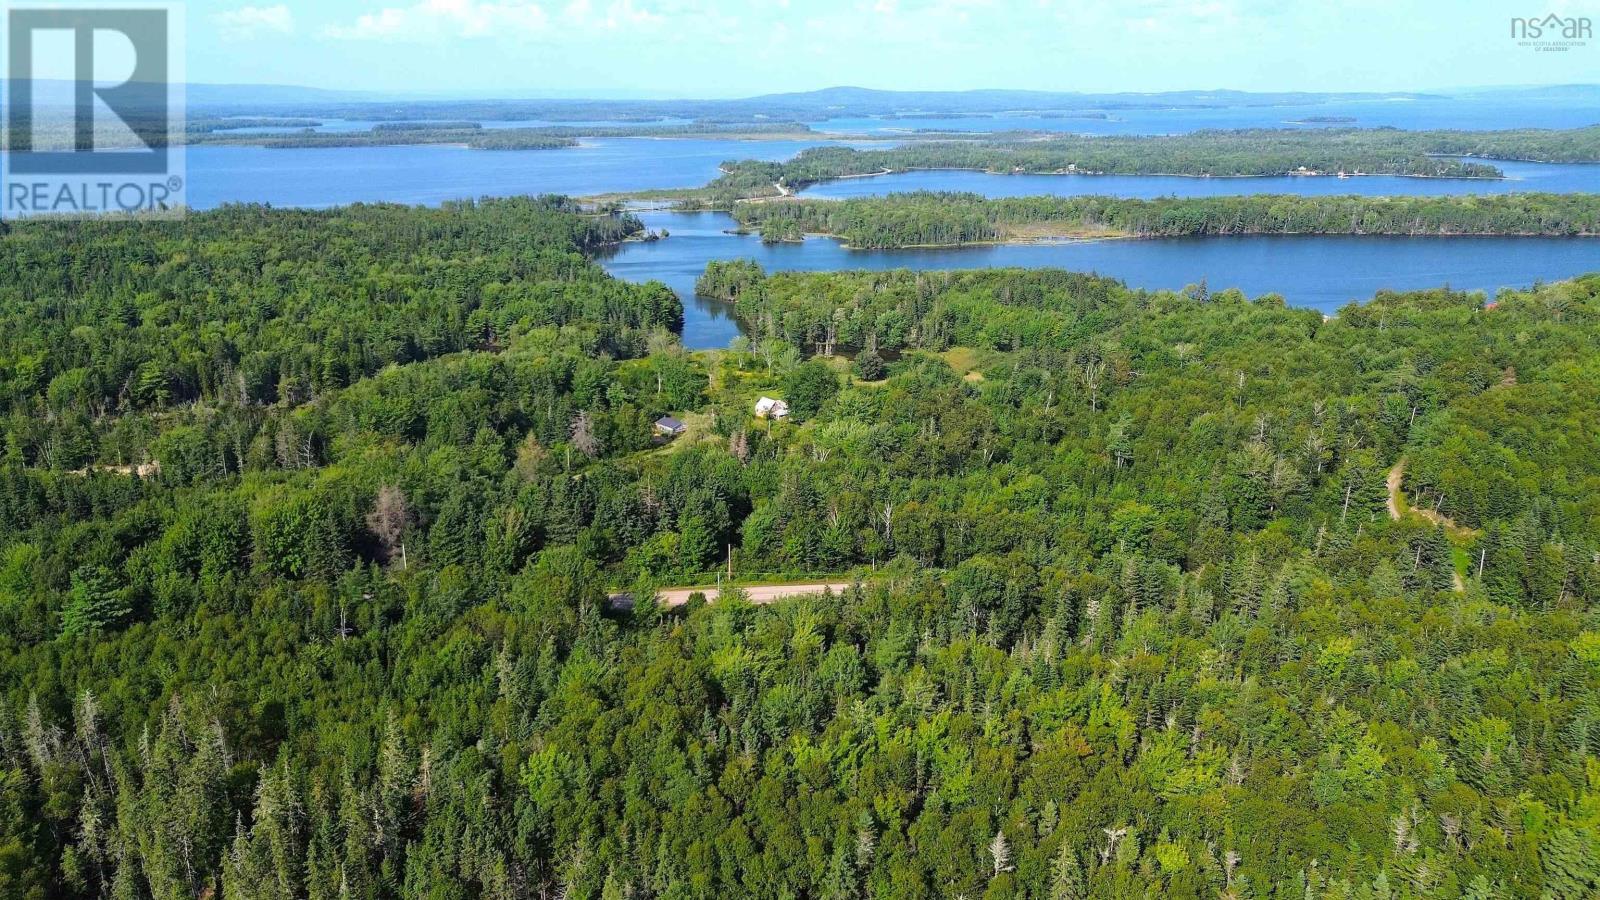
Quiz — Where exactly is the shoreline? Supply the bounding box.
[174,129,905,151]
[604,160,1514,206]
[798,164,1508,187]
[728,225,1600,251]
[731,227,1149,250]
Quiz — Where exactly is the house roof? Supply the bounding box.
[656,416,685,430]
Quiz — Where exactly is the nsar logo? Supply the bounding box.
[1510,13,1592,51]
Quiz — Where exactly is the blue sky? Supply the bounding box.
[186,0,1600,97]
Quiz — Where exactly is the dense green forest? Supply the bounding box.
[1,199,1600,899]
[186,118,327,134]
[725,192,1600,246]
[684,127,1600,202]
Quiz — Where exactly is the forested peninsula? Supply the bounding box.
[179,121,825,150]
[667,126,1600,203]
[188,128,582,150]
[5,121,834,152]
[725,192,1600,246]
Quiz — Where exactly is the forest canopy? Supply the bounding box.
[0,198,1598,899]
[724,191,1600,246]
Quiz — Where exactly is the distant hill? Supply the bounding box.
[6,81,1594,121]
[186,82,390,106]
[1453,83,1600,101]
[1,79,385,109]
[741,86,1446,113]
[165,84,1477,124]
[183,83,1458,111]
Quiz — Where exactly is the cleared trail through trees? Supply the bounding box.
[1386,461,1406,521]
[1388,458,1471,532]
[1388,458,1468,592]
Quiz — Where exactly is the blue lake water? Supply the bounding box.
[182,141,1600,210]
[210,93,1600,139]
[813,94,1600,136]
[801,159,1600,200]
[598,212,1600,349]
[183,138,889,208]
[111,116,1600,353]
[176,91,1600,209]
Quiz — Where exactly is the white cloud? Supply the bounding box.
[797,0,994,47]
[323,0,667,41]
[323,0,551,41]
[599,0,663,29]
[213,4,294,41]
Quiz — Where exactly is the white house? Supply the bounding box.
[754,397,789,419]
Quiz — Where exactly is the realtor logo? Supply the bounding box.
[3,3,186,217]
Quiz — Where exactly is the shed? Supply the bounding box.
[655,416,686,436]
[754,397,790,419]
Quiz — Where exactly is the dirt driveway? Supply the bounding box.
[609,582,854,611]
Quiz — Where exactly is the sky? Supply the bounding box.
[177,0,1600,97]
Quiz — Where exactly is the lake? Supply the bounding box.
[123,121,1600,354]
[598,211,1600,349]
[167,89,1600,209]
[811,93,1600,136]
[182,140,1599,210]
[182,137,891,208]
[800,159,1600,200]
[212,92,1600,139]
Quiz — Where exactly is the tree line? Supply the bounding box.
[182,122,821,151]
[726,191,1600,246]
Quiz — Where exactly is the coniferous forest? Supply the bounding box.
[726,192,1600,246]
[687,127,1600,203]
[1,197,1600,900]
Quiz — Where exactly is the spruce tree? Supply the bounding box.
[59,566,129,637]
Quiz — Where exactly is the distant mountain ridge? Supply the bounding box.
[742,85,1446,112]
[0,79,385,108]
[6,81,1594,121]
